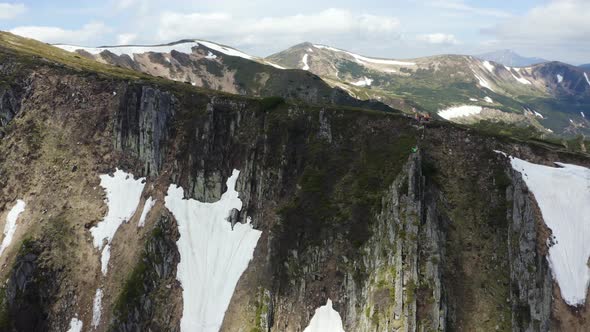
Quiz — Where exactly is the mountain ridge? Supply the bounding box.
[266,42,590,136]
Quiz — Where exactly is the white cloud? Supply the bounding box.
[156,9,401,46]
[430,0,511,18]
[417,33,460,45]
[0,3,26,19]
[479,0,590,62]
[486,0,590,44]
[10,22,109,44]
[117,33,137,45]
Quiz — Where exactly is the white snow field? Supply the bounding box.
[91,288,103,328]
[91,169,145,275]
[351,77,374,87]
[557,74,563,83]
[67,317,83,332]
[165,169,262,332]
[484,96,493,103]
[509,156,590,306]
[303,299,346,332]
[438,105,482,120]
[0,199,26,257]
[302,54,310,70]
[585,73,590,87]
[137,197,156,228]
[483,61,495,73]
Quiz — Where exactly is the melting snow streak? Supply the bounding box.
[302,54,310,70]
[509,157,590,305]
[585,73,590,87]
[0,200,25,257]
[165,169,262,332]
[91,169,145,275]
[138,197,156,228]
[91,288,103,328]
[303,299,346,332]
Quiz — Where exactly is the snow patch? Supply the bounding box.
[512,74,532,85]
[584,72,590,87]
[67,317,83,332]
[473,73,494,92]
[351,77,373,87]
[91,288,103,328]
[0,200,25,257]
[303,299,345,332]
[469,98,478,102]
[90,169,145,274]
[582,112,586,118]
[438,105,482,120]
[505,67,531,85]
[484,96,493,103]
[557,74,563,83]
[483,61,495,73]
[138,197,156,228]
[302,54,310,70]
[100,244,111,275]
[205,51,217,59]
[313,44,416,66]
[165,170,262,332]
[508,157,590,306]
[56,40,255,61]
[533,110,544,119]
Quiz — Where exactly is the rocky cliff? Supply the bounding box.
[0,32,589,332]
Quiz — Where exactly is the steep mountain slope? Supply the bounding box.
[1,31,590,332]
[267,42,590,136]
[54,39,393,113]
[580,64,590,70]
[477,49,547,67]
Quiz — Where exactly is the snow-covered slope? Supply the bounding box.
[165,170,262,332]
[56,40,254,61]
[509,157,590,306]
[303,299,345,332]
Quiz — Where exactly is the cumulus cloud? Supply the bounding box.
[417,33,460,45]
[156,9,401,47]
[0,3,26,19]
[117,33,137,45]
[10,22,109,44]
[485,0,590,45]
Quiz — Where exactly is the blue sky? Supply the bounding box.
[0,0,588,64]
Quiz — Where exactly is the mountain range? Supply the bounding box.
[476,49,548,67]
[54,40,590,137]
[0,31,589,332]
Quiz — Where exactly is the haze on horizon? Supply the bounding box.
[0,0,588,64]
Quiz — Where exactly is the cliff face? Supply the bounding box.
[0,40,589,332]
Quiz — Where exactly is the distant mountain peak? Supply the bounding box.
[476,49,547,67]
